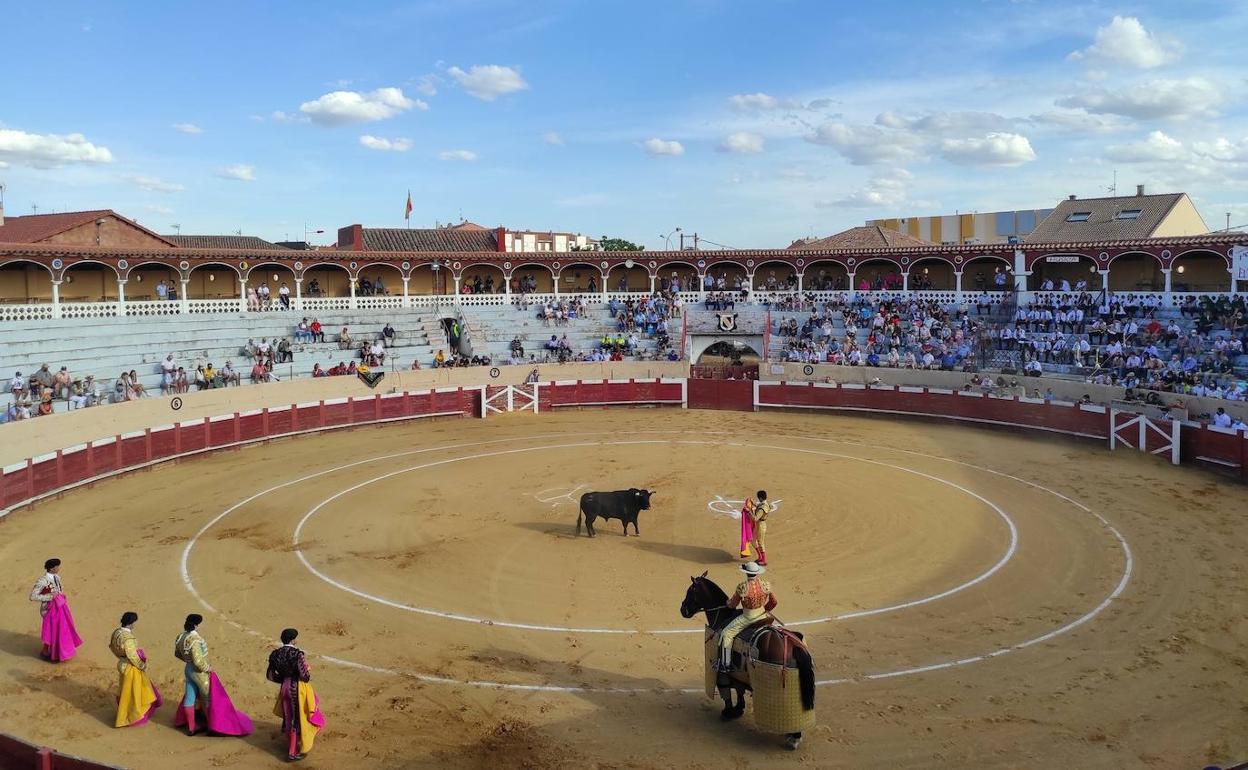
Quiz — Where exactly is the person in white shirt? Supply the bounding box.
[1059,279,1071,292]
[10,371,25,398]
[161,354,177,395]
[1040,278,1054,291]
[156,280,169,301]
[279,282,291,309]
[1213,408,1233,429]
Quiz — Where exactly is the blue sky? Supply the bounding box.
[2,0,1247,247]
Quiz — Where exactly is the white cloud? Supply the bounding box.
[269,110,309,124]
[543,131,565,146]
[728,92,779,111]
[1069,16,1180,69]
[299,87,425,125]
[359,135,412,152]
[0,129,113,168]
[414,74,440,96]
[940,132,1037,166]
[438,149,478,161]
[875,110,1014,135]
[1056,77,1220,120]
[126,174,185,193]
[172,122,203,135]
[719,131,765,154]
[216,164,256,182]
[1026,110,1126,134]
[1105,130,1187,163]
[820,169,913,208]
[642,138,684,157]
[144,204,174,216]
[447,65,529,101]
[1192,137,1248,163]
[807,121,922,165]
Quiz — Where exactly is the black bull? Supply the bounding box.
[576,489,654,537]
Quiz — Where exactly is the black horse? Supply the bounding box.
[680,572,814,750]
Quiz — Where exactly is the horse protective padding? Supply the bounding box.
[746,658,816,734]
[703,627,718,698]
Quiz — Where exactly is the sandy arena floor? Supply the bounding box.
[1,409,1246,769]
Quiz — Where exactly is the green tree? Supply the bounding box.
[599,236,644,252]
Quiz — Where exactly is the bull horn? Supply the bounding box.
[700,570,708,578]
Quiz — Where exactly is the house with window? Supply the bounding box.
[1025,186,1209,242]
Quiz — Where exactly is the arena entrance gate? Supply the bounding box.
[1109,409,1180,465]
[480,384,539,416]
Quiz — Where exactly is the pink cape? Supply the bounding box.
[739,503,755,556]
[174,672,254,736]
[40,594,83,662]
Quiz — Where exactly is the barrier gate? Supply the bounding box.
[1109,409,1180,465]
[481,384,539,416]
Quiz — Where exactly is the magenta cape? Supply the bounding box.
[739,503,755,556]
[40,594,83,662]
[174,672,254,736]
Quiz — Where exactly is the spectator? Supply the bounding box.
[382,323,396,347]
[338,327,353,350]
[31,364,54,398]
[173,367,188,394]
[312,363,325,378]
[295,318,312,342]
[1213,407,1233,429]
[194,366,208,391]
[277,337,293,364]
[161,354,177,395]
[251,359,269,383]
[247,287,261,312]
[310,318,325,343]
[410,358,421,370]
[279,282,291,309]
[220,361,241,386]
[36,392,53,417]
[9,370,25,400]
[204,362,217,387]
[52,366,72,400]
[433,349,446,368]
[156,279,169,301]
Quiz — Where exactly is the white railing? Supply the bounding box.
[354,295,403,310]
[187,298,241,315]
[0,303,54,322]
[453,294,508,307]
[301,297,352,311]
[124,300,182,317]
[60,301,121,319]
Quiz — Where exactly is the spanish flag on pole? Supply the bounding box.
[404,190,413,226]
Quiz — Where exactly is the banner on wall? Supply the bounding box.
[1232,245,1248,282]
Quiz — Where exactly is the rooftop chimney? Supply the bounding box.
[1136,184,1145,196]
[1068,194,1076,200]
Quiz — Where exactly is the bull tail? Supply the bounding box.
[576,506,583,536]
[794,643,815,712]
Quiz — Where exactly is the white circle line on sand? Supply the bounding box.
[181,429,1132,693]
[287,439,1019,634]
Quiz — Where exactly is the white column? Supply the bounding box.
[648,274,656,294]
[401,277,411,308]
[51,280,63,319]
[847,273,856,300]
[954,271,963,298]
[179,279,189,315]
[292,279,302,311]
[796,273,804,293]
[1014,272,1029,304]
[349,277,358,309]
[504,274,512,299]
[1098,269,1109,292]
[1161,268,1172,297]
[553,272,560,296]
[902,272,910,292]
[698,274,707,301]
[239,279,248,313]
[117,279,127,315]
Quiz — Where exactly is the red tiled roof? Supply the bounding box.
[444,221,489,231]
[165,235,287,250]
[0,210,176,246]
[789,225,932,250]
[361,227,498,252]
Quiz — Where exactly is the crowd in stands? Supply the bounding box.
[775,295,981,371]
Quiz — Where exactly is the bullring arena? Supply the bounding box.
[2,366,1247,769]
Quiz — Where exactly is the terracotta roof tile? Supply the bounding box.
[788,225,932,250]
[165,235,287,250]
[362,227,498,252]
[1026,193,1192,242]
[0,209,177,246]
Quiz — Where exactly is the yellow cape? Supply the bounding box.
[274,681,323,754]
[115,666,158,728]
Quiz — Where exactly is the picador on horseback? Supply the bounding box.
[680,562,816,750]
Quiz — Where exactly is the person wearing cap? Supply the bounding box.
[32,363,54,398]
[36,391,53,417]
[267,628,324,761]
[9,370,25,398]
[717,561,777,671]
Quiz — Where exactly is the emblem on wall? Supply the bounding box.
[716,312,738,332]
[358,368,385,389]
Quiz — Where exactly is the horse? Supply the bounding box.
[679,572,815,750]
